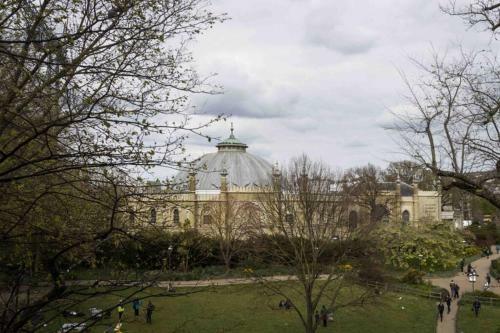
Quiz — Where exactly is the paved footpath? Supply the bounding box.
[428,246,500,333]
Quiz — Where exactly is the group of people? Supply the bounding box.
[314,305,333,328]
[449,280,460,299]
[116,299,156,324]
[437,288,456,322]
[278,299,292,310]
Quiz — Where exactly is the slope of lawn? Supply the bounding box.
[457,302,500,333]
[44,283,437,333]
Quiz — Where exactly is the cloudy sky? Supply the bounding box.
[153,0,496,179]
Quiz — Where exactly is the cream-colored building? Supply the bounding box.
[135,127,443,230]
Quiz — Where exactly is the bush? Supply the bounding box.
[401,268,425,285]
[466,222,500,246]
[491,258,500,279]
[357,263,386,282]
[372,222,480,272]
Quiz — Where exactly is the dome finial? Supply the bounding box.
[216,123,248,151]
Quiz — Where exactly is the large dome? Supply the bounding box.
[175,127,273,191]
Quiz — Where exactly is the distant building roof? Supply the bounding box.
[379,181,415,196]
[175,125,272,191]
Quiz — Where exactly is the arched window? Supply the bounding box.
[173,208,180,224]
[348,211,358,230]
[203,214,213,225]
[402,210,410,224]
[150,208,157,224]
[373,204,390,223]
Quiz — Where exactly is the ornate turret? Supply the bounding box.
[272,161,281,191]
[188,169,196,192]
[220,168,228,192]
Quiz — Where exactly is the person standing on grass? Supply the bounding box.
[320,305,328,327]
[459,258,465,273]
[132,298,141,318]
[472,298,481,317]
[445,295,451,314]
[146,301,155,324]
[117,302,125,322]
[437,303,445,322]
[314,311,320,327]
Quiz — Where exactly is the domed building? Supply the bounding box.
[135,125,443,231]
[140,125,278,230]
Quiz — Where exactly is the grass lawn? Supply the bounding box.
[457,303,500,333]
[44,283,437,333]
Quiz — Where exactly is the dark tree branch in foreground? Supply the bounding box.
[391,50,499,209]
[0,0,226,331]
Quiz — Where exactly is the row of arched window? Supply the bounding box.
[138,208,216,225]
[347,209,410,228]
[142,207,180,225]
[134,208,411,226]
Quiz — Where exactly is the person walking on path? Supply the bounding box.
[472,298,481,317]
[146,301,155,324]
[445,295,451,314]
[459,258,465,273]
[437,303,445,322]
[467,263,472,275]
[449,280,455,296]
[484,247,490,259]
[132,299,141,318]
[117,303,125,322]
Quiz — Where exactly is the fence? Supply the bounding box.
[358,279,500,307]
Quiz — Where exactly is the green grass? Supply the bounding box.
[457,302,500,333]
[42,283,437,333]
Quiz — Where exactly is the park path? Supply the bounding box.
[428,245,500,333]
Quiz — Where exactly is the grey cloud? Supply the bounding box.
[194,66,300,119]
[147,0,498,181]
[305,23,377,55]
[344,140,370,149]
[303,5,378,55]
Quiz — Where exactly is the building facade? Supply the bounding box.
[134,127,443,230]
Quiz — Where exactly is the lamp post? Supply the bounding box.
[468,270,478,292]
[167,245,173,272]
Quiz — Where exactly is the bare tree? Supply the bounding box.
[204,199,257,271]
[254,156,375,333]
[384,160,435,190]
[0,0,226,331]
[344,164,395,223]
[442,0,500,33]
[392,50,499,209]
